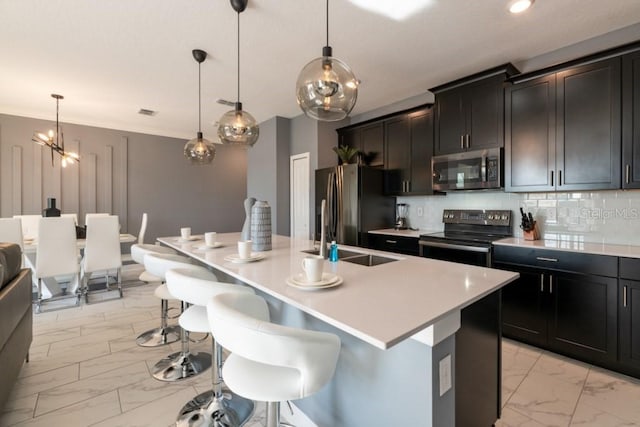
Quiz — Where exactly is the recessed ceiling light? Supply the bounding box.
[138,108,157,116]
[348,0,433,21]
[509,0,534,14]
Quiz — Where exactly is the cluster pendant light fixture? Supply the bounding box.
[184,49,216,164]
[32,94,79,167]
[296,0,359,121]
[217,0,259,147]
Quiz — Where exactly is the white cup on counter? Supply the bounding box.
[205,232,217,246]
[301,255,324,282]
[180,227,191,240]
[238,240,252,259]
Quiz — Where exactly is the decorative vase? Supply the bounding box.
[42,197,61,217]
[251,200,272,251]
[241,197,256,241]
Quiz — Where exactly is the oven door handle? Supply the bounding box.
[419,240,491,253]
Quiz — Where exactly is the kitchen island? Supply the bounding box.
[159,233,519,426]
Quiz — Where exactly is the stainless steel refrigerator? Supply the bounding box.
[315,164,396,247]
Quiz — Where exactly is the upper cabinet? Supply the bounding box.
[338,121,384,167]
[431,64,518,155]
[506,57,622,192]
[623,50,640,189]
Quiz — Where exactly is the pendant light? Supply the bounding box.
[217,0,259,147]
[296,0,359,122]
[184,49,216,164]
[32,94,80,167]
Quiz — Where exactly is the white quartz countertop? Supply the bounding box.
[159,233,518,350]
[369,229,425,238]
[494,238,640,259]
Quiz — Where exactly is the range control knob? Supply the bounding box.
[487,214,494,220]
[501,214,508,221]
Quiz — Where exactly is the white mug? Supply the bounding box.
[180,227,191,240]
[205,232,217,246]
[238,240,252,259]
[301,255,324,282]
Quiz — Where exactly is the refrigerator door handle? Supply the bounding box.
[326,171,335,242]
[335,167,344,243]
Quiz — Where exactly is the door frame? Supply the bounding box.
[290,152,311,240]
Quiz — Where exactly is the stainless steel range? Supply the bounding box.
[419,209,513,267]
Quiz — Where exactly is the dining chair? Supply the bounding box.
[12,214,41,241]
[81,215,123,302]
[84,212,109,227]
[35,217,80,313]
[121,212,148,263]
[0,218,34,270]
[61,213,78,225]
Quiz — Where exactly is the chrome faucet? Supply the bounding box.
[319,199,328,258]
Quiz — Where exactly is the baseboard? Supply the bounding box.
[281,402,318,427]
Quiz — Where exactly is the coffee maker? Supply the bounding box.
[395,203,409,230]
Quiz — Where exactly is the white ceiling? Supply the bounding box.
[1,0,640,140]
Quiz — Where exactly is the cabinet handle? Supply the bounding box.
[385,240,397,244]
[558,170,562,186]
[624,285,628,307]
[549,275,553,294]
[465,134,470,149]
[536,256,558,262]
[460,135,465,150]
[407,181,410,192]
[540,274,544,292]
[550,170,554,187]
[626,164,631,184]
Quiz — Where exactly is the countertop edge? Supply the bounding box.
[494,237,640,259]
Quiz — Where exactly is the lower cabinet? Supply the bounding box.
[367,233,419,255]
[620,258,640,374]
[494,246,618,366]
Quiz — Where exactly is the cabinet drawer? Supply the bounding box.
[620,257,640,280]
[370,234,419,256]
[493,245,618,277]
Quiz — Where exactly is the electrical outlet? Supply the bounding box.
[439,354,452,396]
[417,207,424,217]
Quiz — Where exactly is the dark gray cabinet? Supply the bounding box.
[338,122,384,167]
[384,107,434,195]
[432,65,517,155]
[494,246,618,365]
[623,50,640,189]
[506,57,621,192]
[368,233,419,256]
[619,258,640,373]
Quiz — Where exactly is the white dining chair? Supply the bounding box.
[35,217,80,313]
[13,214,41,241]
[81,215,123,302]
[84,212,109,227]
[121,212,148,263]
[61,213,78,225]
[0,218,34,270]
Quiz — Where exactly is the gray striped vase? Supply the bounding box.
[251,201,272,251]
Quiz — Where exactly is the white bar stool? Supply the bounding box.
[166,268,256,427]
[207,293,341,427]
[132,244,181,347]
[145,252,213,382]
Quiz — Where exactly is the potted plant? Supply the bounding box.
[333,145,360,164]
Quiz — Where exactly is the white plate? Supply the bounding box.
[224,253,265,263]
[194,242,224,250]
[177,236,200,242]
[289,273,339,287]
[287,275,343,290]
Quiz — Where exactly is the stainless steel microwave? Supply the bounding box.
[432,148,502,191]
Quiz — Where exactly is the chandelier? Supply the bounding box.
[32,94,79,167]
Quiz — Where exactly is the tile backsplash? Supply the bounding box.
[398,189,640,246]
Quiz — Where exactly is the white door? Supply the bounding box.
[290,153,310,239]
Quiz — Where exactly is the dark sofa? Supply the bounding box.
[0,243,32,410]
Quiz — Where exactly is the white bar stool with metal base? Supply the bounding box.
[166,267,256,427]
[132,244,181,347]
[145,252,213,382]
[207,293,341,427]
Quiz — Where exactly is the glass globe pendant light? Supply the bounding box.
[217,0,259,147]
[184,49,216,164]
[296,0,359,121]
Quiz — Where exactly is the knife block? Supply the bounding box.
[523,221,540,241]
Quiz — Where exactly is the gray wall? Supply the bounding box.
[0,113,247,242]
[247,116,290,235]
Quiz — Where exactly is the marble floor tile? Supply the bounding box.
[530,352,591,386]
[16,390,121,427]
[577,367,640,424]
[570,400,639,426]
[502,343,541,406]
[34,361,148,416]
[496,406,548,426]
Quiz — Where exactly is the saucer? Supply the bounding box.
[286,274,343,290]
[195,242,224,250]
[224,253,265,264]
[177,236,200,243]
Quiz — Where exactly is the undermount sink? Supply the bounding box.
[302,248,398,267]
[340,254,397,267]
